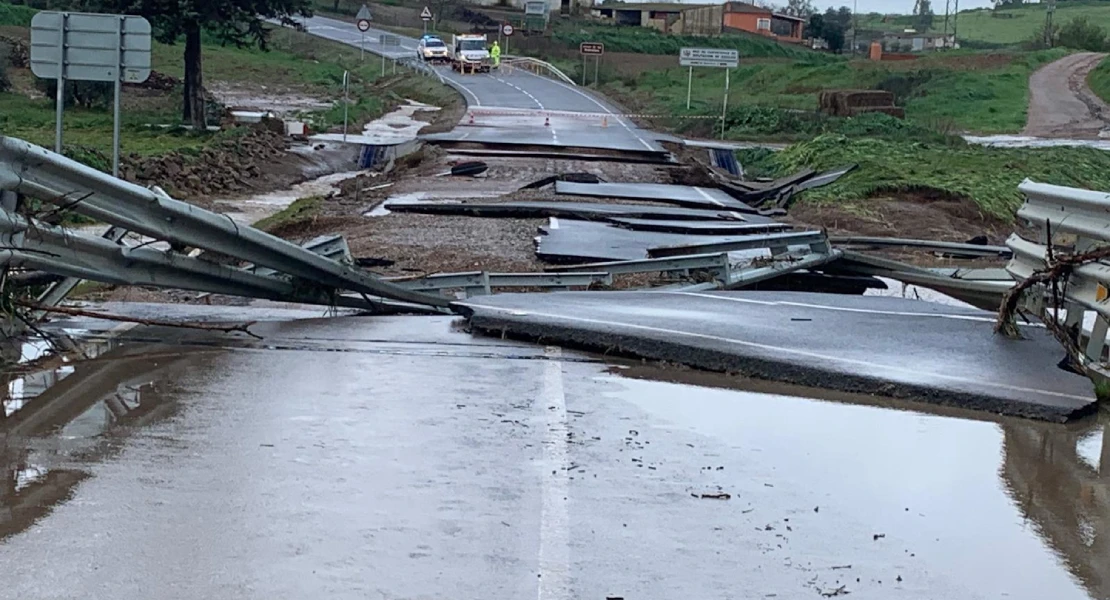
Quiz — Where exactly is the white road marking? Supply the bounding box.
[439,70,483,106]
[548,217,560,230]
[488,74,558,144]
[693,186,745,219]
[537,346,571,600]
[515,70,656,152]
[660,291,1006,324]
[472,305,1088,402]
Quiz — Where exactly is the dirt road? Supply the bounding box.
[1024,52,1110,138]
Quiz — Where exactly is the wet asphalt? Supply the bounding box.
[1,308,1108,600]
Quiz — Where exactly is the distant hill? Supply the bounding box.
[856,0,1110,46]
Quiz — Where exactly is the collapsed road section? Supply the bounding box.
[455,290,1097,422]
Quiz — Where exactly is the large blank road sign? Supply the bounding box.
[31,11,152,83]
[679,47,739,68]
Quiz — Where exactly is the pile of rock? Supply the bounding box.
[0,35,30,68]
[117,125,291,199]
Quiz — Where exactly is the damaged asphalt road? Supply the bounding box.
[1,309,1108,600]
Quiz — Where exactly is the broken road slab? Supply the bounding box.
[386,201,746,222]
[607,218,790,235]
[536,219,779,264]
[456,290,1097,422]
[554,181,756,212]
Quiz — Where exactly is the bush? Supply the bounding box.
[33,79,115,108]
[0,48,10,93]
[1058,17,1108,52]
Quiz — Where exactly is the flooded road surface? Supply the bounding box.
[1,311,1107,599]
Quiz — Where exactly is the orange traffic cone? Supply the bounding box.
[601,116,608,128]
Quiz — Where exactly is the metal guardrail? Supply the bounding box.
[389,271,612,297]
[648,230,830,259]
[0,209,377,310]
[501,56,577,86]
[550,253,732,283]
[0,136,449,308]
[1006,179,1110,371]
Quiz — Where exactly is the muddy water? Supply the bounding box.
[965,134,1110,150]
[215,169,366,225]
[0,317,1107,599]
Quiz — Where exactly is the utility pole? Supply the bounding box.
[952,0,959,45]
[943,0,950,39]
[852,0,857,55]
[1045,0,1057,47]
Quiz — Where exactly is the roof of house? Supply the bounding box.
[597,2,712,12]
[723,2,807,21]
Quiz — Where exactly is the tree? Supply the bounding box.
[782,0,816,18]
[810,8,848,53]
[1058,17,1108,52]
[88,0,312,129]
[914,0,934,31]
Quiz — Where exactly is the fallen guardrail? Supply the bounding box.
[389,271,612,297]
[0,136,449,309]
[1004,179,1110,379]
[0,209,376,310]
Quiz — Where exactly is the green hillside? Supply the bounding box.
[1091,55,1110,104]
[857,1,1110,45]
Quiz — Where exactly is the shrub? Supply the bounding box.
[1058,16,1108,52]
[33,79,115,109]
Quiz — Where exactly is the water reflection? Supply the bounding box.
[615,366,1110,600]
[1,336,213,539]
[1002,417,1110,600]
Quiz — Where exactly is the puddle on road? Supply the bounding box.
[604,364,1109,600]
[1,335,219,540]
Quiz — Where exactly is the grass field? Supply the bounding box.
[856,1,1110,46]
[738,135,1110,219]
[551,25,831,61]
[1090,55,1110,104]
[603,48,1068,139]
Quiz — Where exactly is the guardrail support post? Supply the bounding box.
[1086,314,1109,363]
[464,272,491,298]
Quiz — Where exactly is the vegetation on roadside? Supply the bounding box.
[855,1,1110,46]
[0,2,34,27]
[552,25,832,61]
[253,195,324,231]
[0,6,458,166]
[604,48,1069,138]
[737,135,1110,219]
[1091,56,1110,104]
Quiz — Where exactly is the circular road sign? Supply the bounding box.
[357,19,371,32]
[502,23,514,37]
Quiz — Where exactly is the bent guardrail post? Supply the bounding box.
[0,207,380,311]
[1004,180,1110,382]
[0,137,449,308]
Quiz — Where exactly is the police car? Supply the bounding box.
[417,35,449,63]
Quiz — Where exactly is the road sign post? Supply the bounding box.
[356,5,372,62]
[579,42,603,86]
[342,70,350,143]
[421,6,432,33]
[501,23,513,56]
[679,47,739,139]
[31,11,151,177]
